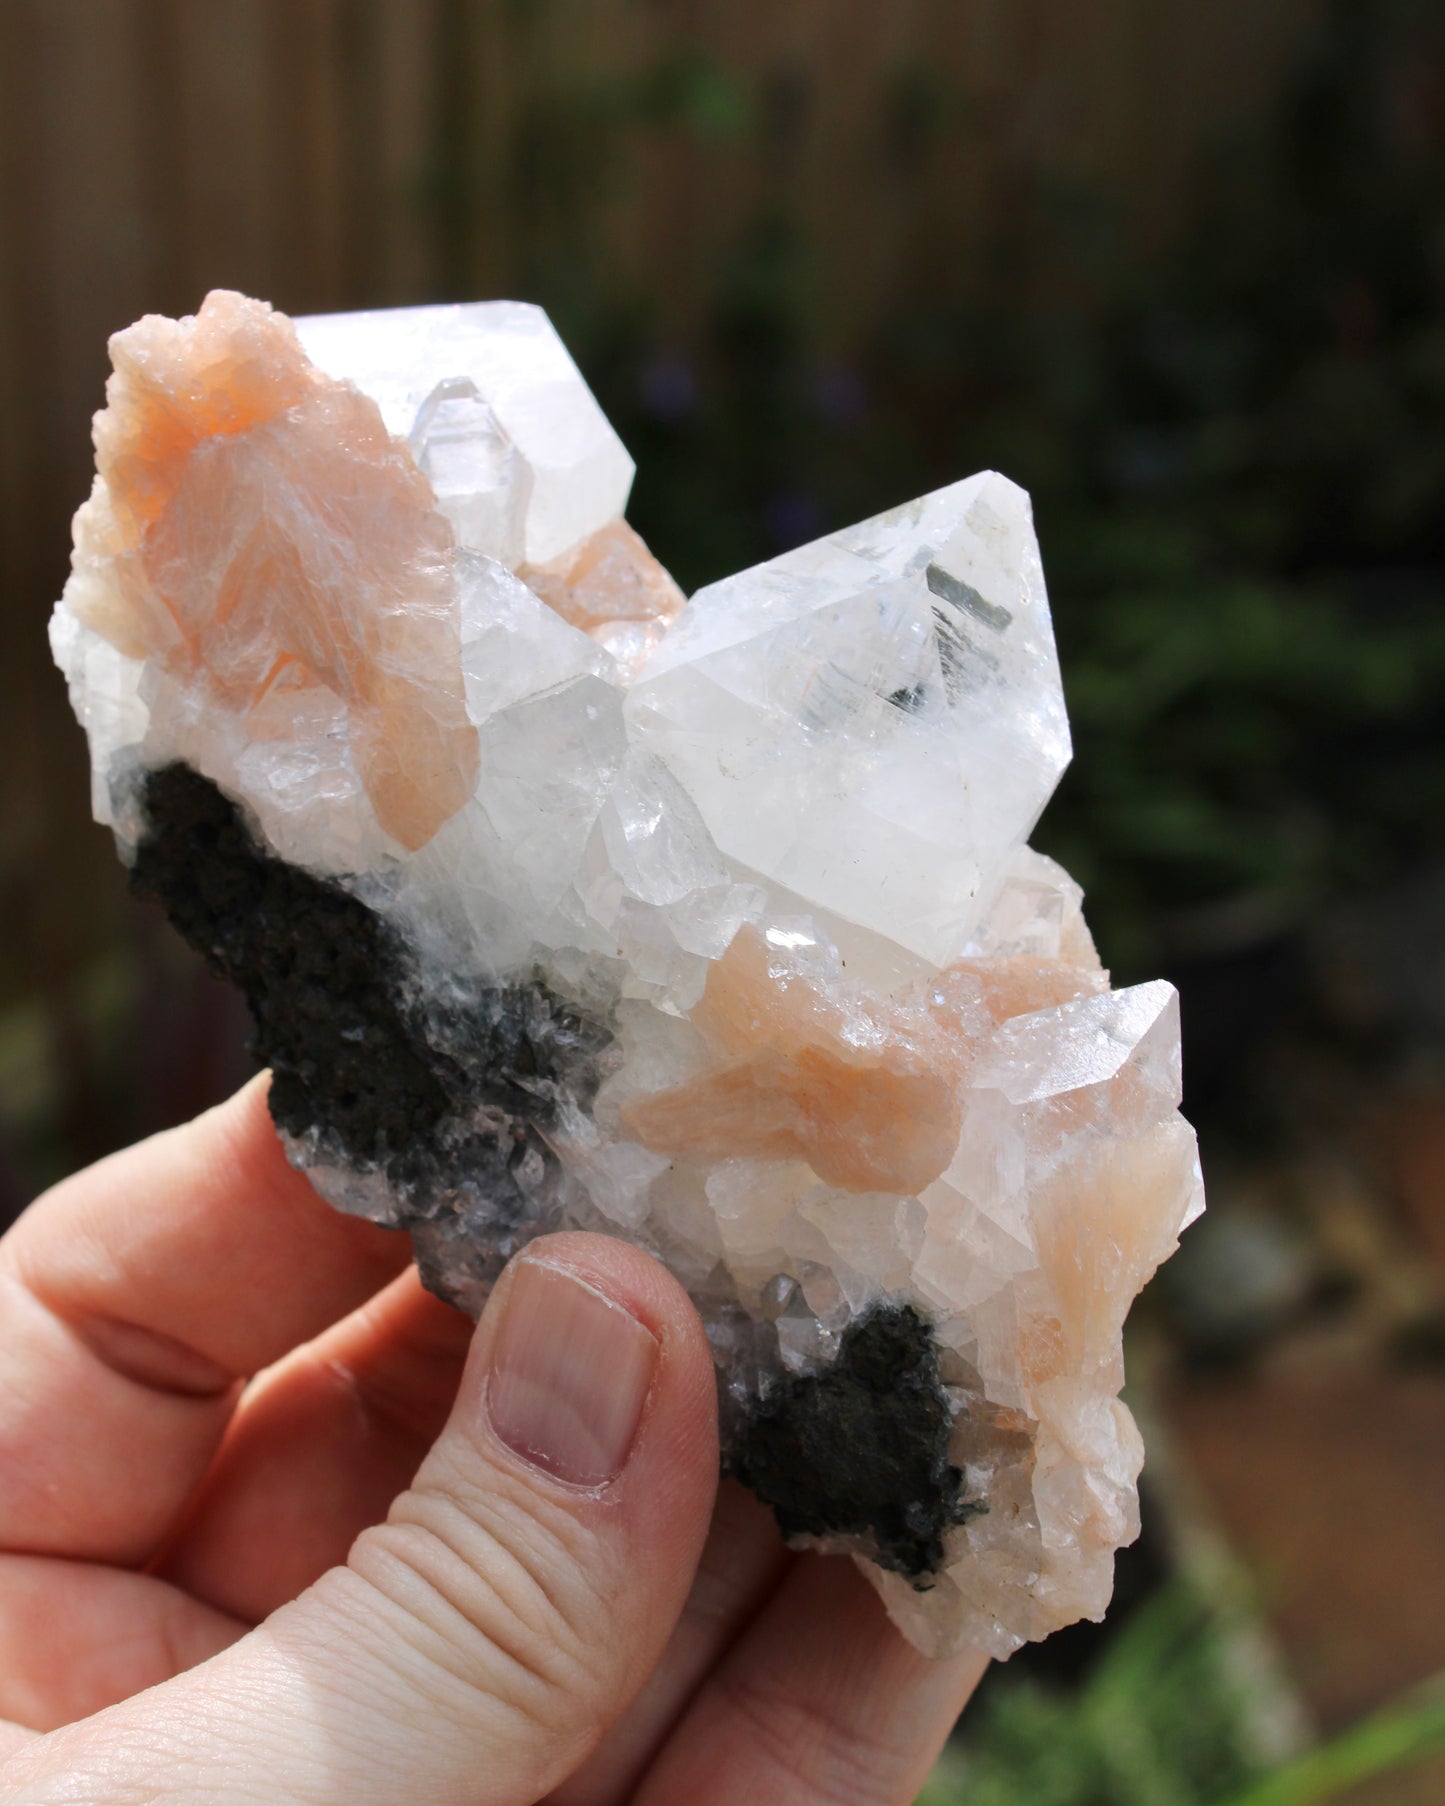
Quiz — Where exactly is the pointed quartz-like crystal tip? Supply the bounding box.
[51,290,1204,1665]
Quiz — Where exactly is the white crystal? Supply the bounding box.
[296,300,633,563]
[626,472,1070,966]
[48,604,148,829]
[409,378,532,567]
[52,291,1203,1667]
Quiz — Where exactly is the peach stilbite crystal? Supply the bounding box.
[622,930,1110,1193]
[52,291,1205,1665]
[622,925,963,1193]
[67,290,478,851]
[521,518,685,681]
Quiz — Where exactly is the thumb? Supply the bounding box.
[8,1234,720,1806]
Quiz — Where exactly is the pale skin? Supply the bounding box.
[0,1073,986,1805]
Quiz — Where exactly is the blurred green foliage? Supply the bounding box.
[1225,1677,1445,1806]
[504,0,1445,980]
[919,1588,1271,1806]
[916,1588,1445,1806]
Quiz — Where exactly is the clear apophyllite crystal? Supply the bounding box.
[51,290,1204,1660]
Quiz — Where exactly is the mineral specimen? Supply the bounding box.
[52,290,1204,1660]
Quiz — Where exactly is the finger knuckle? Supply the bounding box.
[347,1468,617,1743]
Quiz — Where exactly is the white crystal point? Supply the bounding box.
[626,472,1071,965]
[973,979,1182,1106]
[409,377,533,567]
[295,300,633,564]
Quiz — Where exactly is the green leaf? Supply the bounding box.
[1218,1674,1445,1806]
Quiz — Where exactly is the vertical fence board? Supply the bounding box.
[367,0,440,304]
[169,0,276,302]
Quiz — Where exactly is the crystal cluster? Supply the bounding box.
[53,291,1203,1660]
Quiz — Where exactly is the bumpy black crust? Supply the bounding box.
[129,764,610,1201]
[728,1304,980,1582]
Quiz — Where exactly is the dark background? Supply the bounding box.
[1,3,1443,1797]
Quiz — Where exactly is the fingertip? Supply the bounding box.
[177,1073,409,1288]
[194,1073,373,1239]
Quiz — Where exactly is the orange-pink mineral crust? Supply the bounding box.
[52,290,1205,1666]
[521,518,685,680]
[622,926,1108,1195]
[66,290,478,850]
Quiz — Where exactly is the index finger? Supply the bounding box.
[0,1073,408,1566]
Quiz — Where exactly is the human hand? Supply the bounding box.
[0,1075,986,1804]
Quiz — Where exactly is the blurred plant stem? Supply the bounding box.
[1221,1673,1445,1806]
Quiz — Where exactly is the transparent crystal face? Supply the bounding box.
[409,377,533,568]
[295,299,634,563]
[52,291,1204,1662]
[627,472,1071,966]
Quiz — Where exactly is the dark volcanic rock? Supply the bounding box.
[729,1303,981,1582]
[130,763,611,1205]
